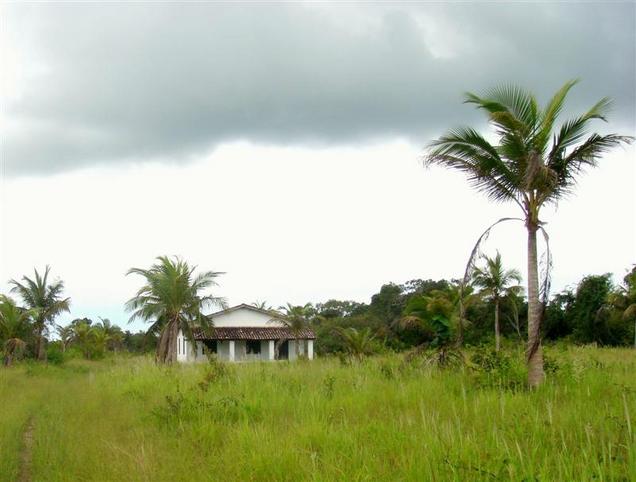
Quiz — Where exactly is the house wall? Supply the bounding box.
[212,308,284,328]
[261,340,270,361]
[217,341,230,360]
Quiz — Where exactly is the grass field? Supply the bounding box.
[1,346,635,481]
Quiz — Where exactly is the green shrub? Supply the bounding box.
[470,346,526,390]
[46,344,65,365]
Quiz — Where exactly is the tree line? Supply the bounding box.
[1,259,634,367]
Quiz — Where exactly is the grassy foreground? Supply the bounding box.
[1,346,635,481]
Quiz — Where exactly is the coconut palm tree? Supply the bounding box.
[399,290,464,368]
[0,296,33,366]
[333,327,376,361]
[275,303,313,358]
[97,318,124,352]
[472,252,522,351]
[71,319,94,359]
[251,300,273,310]
[425,80,632,386]
[55,324,74,352]
[443,281,479,346]
[504,285,525,340]
[10,266,71,360]
[90,326,111,358]
[126,256,227,364]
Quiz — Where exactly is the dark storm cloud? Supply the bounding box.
[3,3,634,176]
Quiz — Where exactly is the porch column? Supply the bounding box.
[268,340,275,361]
[229,340,235,362]
[307,339,314,360]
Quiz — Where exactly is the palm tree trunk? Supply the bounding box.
[457,296,465,347]
[155,327,170,363]
[526,223,544,387]
[166,321,179,363]
[36,324,45,361]
[494,297,500,352]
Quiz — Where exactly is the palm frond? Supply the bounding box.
[465,84,539,132]
[425,128,525,208]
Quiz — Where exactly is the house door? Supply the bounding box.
[277,340,289,360]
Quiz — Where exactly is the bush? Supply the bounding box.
[470,346,526,390]
[46,344,65,365]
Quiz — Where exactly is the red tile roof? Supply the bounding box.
[193,326,316,341]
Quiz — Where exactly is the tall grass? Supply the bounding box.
[1,346,634,481]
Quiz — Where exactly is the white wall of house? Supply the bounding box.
[211,307,284,328]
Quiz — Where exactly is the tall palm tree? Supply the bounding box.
[10,266,71,360]
[275,303,313,358]
[425,80,632,386]
[472,252,522,351]
[0,296,33,366]
[126,256,227,364]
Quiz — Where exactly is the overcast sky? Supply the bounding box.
[1,2,635,331]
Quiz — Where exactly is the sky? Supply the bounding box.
[1,2,635,332]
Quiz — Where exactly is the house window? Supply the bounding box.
[246,340,261,355]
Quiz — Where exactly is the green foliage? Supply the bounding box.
[0,296,33,366]
[470,346,526,390]
[572,274,614,343]
[402,290,454,347]
[332,327,378,361]
[46,343,65,365]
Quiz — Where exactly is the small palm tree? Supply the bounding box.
[55,324,74,352]
[126,256,227,364]
[503,285,525,340]
[333,327,376,361]
[0,296,33,366]
[90,326,111,357]
[97,318,124,352]
[425,80,632,386]
[251,300,273,310]
[71,320,94,359]
[399,290,464,368]
[10,266,71,360]
[275,303,313,358]
[443,281,479,346]
[472,252,523,351]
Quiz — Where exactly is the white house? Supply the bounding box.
[176,304,315,363]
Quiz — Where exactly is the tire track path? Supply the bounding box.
[17,417,34,482]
